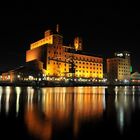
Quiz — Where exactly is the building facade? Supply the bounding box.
[107,52,131,83]
[26,26,103,80]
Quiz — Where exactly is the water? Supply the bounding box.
[0,86,140,139]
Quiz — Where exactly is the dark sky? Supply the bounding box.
[0,0,140,72]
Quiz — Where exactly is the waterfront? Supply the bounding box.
[0,86,140,139]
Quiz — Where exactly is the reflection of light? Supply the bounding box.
[103,94,106,110]
[25,87,106,140]
[124,86,127,95]
[5,86,11,115]
[37,89,41,103]
[115,95,118,107]
[16,87,21,117]
[42,91,46,112]
[118,108,124,133]
[73,91,105,136]
[115,86,118,95]
[27,87,34,110]
[132,95,135,110]
[125,91,127,95]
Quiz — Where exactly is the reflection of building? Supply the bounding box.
[25,87,106,139]
[26,25,103,79]
[107,51,131,82]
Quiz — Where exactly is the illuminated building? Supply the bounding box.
[130,72,140,83]
[26,25,103,79]
[1,60,43,82]
[107,51,131,82]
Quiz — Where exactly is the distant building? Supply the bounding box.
[107,51,131,83]
[26,25,103,80]
[1,60,44,82]
[130,72,140,83]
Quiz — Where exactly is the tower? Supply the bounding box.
[74,37,83,51]
[56,24,59,33]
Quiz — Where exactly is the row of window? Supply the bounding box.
[118,73,130,76]
[76,66,102,70]
[108,59,129,62]
[75,61,102,65]
[119,63,129,65]
[48,61,102,67]
[119,67,129,69]
[119,70,130,72]
[75,70,102,74]
[73,57,101,62]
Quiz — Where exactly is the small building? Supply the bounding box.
[130,72,140,83]
[107,51,131,83]
[2,60,44,82]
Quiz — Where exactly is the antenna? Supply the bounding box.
[56,24,59,33]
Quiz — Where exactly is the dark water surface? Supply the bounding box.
[0,86,140,140]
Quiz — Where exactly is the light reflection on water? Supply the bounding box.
[0,86,140,139]
[15,87,21,117]
[114,86,140,134]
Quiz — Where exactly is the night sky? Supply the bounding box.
[0,0,140,72]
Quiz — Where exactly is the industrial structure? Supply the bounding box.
[26,25,103,81]
[1,25,136,85]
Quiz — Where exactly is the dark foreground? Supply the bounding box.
[0,86,140,140]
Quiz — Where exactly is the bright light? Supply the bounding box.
[116,53,123,57]
[7,75,10,80]
[15,87,21,116]
[29,75,34,80]
[124,79,129,83]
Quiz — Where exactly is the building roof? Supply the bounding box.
[67,48,103,58]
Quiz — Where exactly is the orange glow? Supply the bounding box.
[26,26,103,79]
[25,87,106,139]
[30,36,53,49]
[25,106,52,140]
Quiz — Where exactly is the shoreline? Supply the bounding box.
[0,81,140,87]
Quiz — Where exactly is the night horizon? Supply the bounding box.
[1,1,140,140]
[0,1,140,73]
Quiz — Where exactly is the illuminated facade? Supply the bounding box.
[26,25,103,79]
[107,51,131,82]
